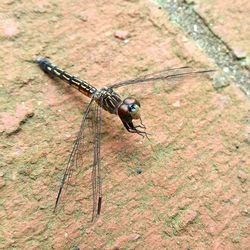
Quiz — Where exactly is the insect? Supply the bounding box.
[36,57,214,221]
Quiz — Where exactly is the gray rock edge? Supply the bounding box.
[153,0,250,97]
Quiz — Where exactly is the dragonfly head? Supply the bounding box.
[118,97,149,138]
[118,97,141,120]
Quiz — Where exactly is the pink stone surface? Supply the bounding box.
[0,0,249,249]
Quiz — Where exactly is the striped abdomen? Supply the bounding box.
[36,58,97,98]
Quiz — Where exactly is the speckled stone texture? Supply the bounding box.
[0,0,249,249]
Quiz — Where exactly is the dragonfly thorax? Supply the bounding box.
[94,87,122,115]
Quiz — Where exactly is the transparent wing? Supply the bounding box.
[91,100,103,221]
[108,66,215,89]
[54,97,95,212]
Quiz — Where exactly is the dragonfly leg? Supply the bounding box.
[139,117,146,129]
[134,125,146,129]
[130,117,147,130]
[122,120,150,139]
[131,129,151,140]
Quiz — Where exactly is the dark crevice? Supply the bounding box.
[153,0,250,97]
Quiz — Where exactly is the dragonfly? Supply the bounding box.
[36,57,214,221]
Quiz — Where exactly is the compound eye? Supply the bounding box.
[128,103,139,114]
[128,103,140,119]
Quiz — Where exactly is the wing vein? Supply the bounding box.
[108,67,215,89]
[54,97,95,212]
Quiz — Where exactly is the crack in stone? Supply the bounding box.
[153,0,250,97]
